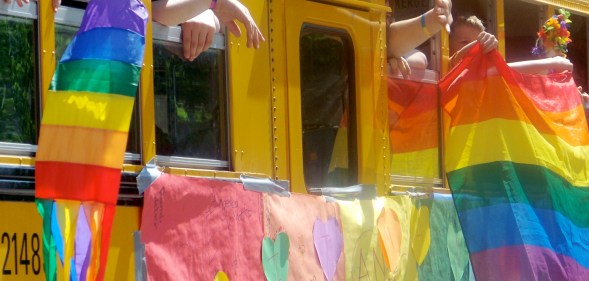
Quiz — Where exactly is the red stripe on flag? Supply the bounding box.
[35,161,121,204]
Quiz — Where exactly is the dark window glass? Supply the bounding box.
[300,26,357,188]
[55,24,141,155]
[0,15,38,145]
[153,40,228,161]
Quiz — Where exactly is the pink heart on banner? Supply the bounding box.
[313,218,343,281]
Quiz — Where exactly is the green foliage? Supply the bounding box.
[0,16,37,144]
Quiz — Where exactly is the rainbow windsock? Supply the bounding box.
[34,0,147,280]
[388,77,440,179]
[440,44,589,281]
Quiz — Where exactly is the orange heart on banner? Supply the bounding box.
[377,208,403,271]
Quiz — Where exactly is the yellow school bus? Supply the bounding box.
[0,0,587,280]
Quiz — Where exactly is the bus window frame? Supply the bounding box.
[0,3,39,157]
[152,22,230,170]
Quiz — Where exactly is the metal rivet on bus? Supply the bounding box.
[273,116,277,121]
[43,49,46,53]
[274,156,278,160]
[273,97,276,102]
[273,107,276,111]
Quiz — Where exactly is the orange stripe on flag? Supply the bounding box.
[36,125,128,169]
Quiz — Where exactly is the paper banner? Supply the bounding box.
[262,232,290,281]
[337,198,388,280]
[415,193,474,281]
[141,173,265,281]
[263,193,345,280]
[313,218,343,281]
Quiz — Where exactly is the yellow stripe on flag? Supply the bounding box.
[446,118,589,186]
[42,90,135,132]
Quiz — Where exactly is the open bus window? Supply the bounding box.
[299,26,357,188]
[54,7,142,163]
[153,24,229,169]
[0,13,39,156]
[391,0,441,72]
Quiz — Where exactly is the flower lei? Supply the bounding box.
[532,9,572,57]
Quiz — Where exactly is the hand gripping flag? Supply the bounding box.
[34,0,147,280]
[440,44,589,281]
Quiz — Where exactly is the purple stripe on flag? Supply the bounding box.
[471,245,589,281]
[75,205,92,281]
[79,0,148,36]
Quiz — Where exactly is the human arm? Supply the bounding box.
[507,56,573,74]
[387,0,452,59]
[153,0,264,48]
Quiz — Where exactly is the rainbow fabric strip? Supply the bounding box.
[388,77,440,179]
[35,0,147,280]
[440,45,589,280]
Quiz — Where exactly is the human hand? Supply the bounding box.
[389,56,411,79]
[214,0,265,48]
[477,32,498,53]
[579,86,589,103]
[3,0,60,12]
[181,9,220,61]
[434,0,452,33]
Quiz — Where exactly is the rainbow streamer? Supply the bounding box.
[440,44,589,280]
[35,0,147,280]
[388,77,440,179]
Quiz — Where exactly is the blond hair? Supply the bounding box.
[451,15,485,35]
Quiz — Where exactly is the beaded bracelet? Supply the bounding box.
[421,14,432,36]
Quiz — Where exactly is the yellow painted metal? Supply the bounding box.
[0,156,35,167]
[140,0,156,165]
[228,0,274,176]
[496,0,506,58]
[0,201,140,281]
[284,0,388,194]
[268,0,291,181]
[317,0,392,12]
[38,0,56,110]
[526,0,589,16]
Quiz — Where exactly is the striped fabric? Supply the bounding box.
[388,78,440,179]
[440,45,589,281]
[35,1,147,280]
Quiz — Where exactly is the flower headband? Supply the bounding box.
[532,9,572,57]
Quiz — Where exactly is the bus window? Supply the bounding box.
[504,1,543,63]
[391,0,441,72]
[152,24,228,169]
[299,26,357,188]
[0,11,39,156]
[54,6,141,163]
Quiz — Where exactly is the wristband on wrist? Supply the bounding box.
[210,0,217,10]
[421,14,432,36]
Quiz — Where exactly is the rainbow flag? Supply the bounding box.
[388,77,440,179]
[440,45,589,280]
[34,0,147,280]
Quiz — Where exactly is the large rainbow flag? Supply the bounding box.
[388,76,440,179]
[34,0,147,280]
[440,44,589,280]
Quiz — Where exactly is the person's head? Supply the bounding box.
[449,16,485,55]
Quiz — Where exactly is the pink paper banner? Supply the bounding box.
[141,173,265,281]
[263,193,345,280]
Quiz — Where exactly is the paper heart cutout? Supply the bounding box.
[447,222,469,281]
[410,204,431,265]
[262,232,289,281]
[377,208,403,272]
[214,271,229,281]
[313,218,343,281]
